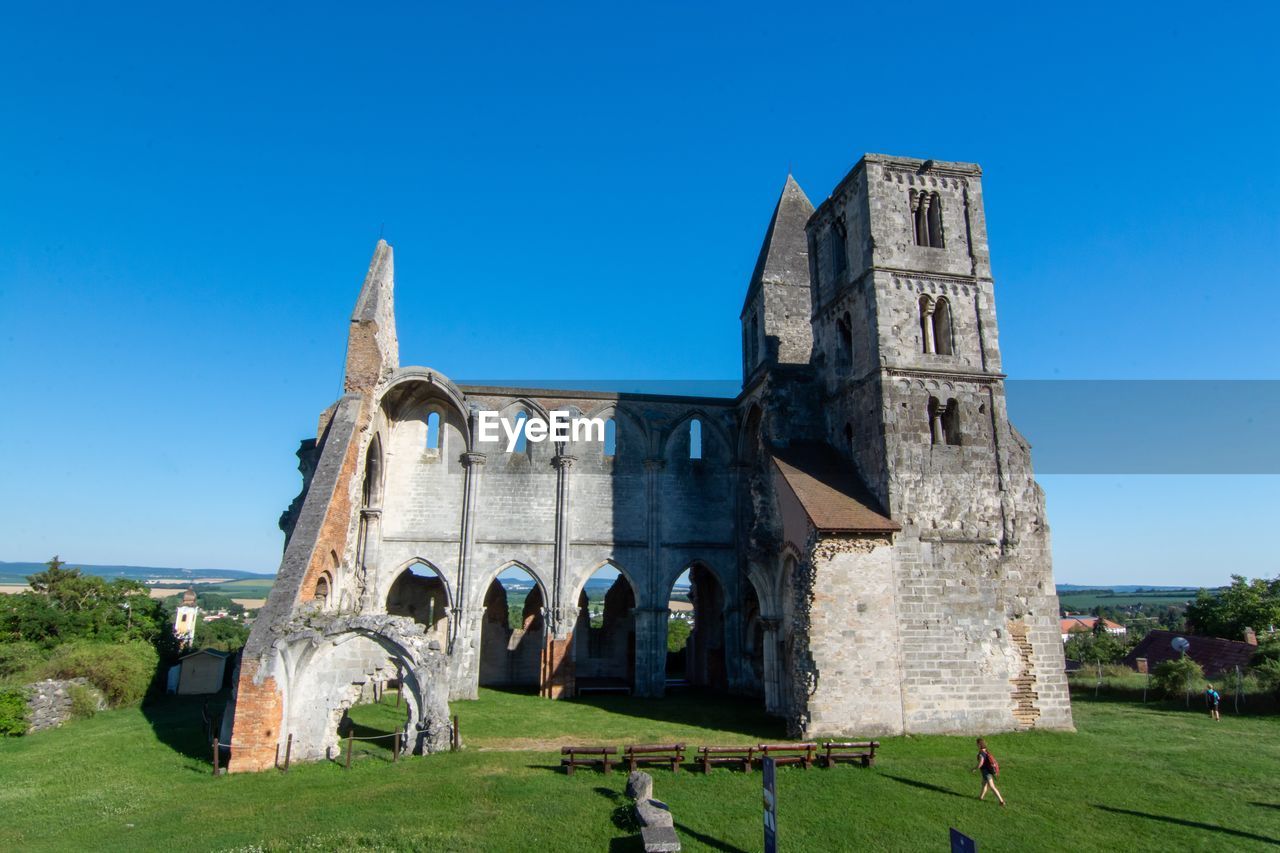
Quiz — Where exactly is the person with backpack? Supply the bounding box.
[1205,683,1221,721]
[973,738,1006,806]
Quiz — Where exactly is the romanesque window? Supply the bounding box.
[830,217,848,282]
[911,190,944,248]
[604,418,617,457]
[314,573,331,606]
[425,411,440,450]
[689,418,703,460]
[837,312,853,367]
[928,397,961,446]
[919,296,954,356]
[932,297,953,355]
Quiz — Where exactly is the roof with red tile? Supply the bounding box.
[769,443,898,534]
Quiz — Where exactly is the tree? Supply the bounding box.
[1065,630,1125,664]
[1184,575,1280,640]
[1152,656,1205,698]
[194,618,250,652]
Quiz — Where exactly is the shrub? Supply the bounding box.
[0,688,27,735]
[1152,656,1205,698]
[39,641,159,707]
[0,642,47,683]
[1253,658,1280,693]
[67,683,101,720]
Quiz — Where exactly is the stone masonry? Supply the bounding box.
[226,152,1073,771]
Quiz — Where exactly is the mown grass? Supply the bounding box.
[1,689,1278,852]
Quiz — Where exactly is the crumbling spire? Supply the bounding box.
[344,239,400,394]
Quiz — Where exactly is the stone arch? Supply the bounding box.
[578,403,648,461]
[386,560,451,642]
[362,433,384,508]
[665,561,728,689]
[478,561,547,689]
[662,410,732,462]
[571,561,638,694]
[379,368,471,451]
[276,615,451,763]
[737,402,765,465]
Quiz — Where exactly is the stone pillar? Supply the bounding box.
[451,450,486,700]
[639,458,665,698]
[633,607,668,698]
[356,507,382,611]
[760,617,782,714]
[922,300,937,355]
[930,402,945,446]
[544,454,576,699]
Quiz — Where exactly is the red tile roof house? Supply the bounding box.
[1122,629,1258,678]
[1060,616,1127,643]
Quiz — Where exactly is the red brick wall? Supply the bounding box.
[227,659,284,773]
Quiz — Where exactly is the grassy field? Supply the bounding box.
[1056,589,1198,611]
[1,690,1277,852]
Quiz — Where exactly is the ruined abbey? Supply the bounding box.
[225,153,1074,772]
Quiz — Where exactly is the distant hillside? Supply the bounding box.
[1057,584,1208,593]
[0,561,274,586]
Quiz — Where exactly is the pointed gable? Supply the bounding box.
[742,175,815,315]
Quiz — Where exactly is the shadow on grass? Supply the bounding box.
[880,773,967,799]
[1250,802,1280,811]
[484,685,785,741]
[1092,805,1280,845]
[674,823,749,853]
[140,692,228,769]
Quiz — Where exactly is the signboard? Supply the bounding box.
[763,756,777,853]
[950,827,977,853]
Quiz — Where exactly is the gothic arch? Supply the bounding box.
[661,410,732,461]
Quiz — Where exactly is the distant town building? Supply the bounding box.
[1060,616,1127,643]
[174,588,198,647]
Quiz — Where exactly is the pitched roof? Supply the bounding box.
[1123,629,1256,677]
[770,442,898,534]
[1061,616,1126,634]
[741,175,814,314]
[180,648,231,661]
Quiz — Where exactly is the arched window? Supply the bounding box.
[911,191,944,248]
[314,573,331,606]
[511,411,528,453]
[425,411,440,450]
[919,295,935,354]
[837,312,853,367]
[689,418,703,460]
[830,218,848,281]
[604,418,617,457]
[932,297,954,356]
[927,192,944,248]
[942,398,961,446]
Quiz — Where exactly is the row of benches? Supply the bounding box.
[560,741,879,775]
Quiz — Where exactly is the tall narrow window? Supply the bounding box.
[927,192,944,247]
[689,418,703,460]
[942,399,961,446]
[512,411,528,453]
[831,218,848,281]
[604,418,617,457]
[426,411,440,449]
[912,190,929,246]
[837,312,853,367]
[749,314,759,367]
[919,296,935,354]
[932,297,953,356]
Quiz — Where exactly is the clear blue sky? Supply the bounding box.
[1,2,1276,586]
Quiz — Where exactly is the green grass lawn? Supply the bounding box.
[1,689,1277,852]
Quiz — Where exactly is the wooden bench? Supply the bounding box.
[821,740,880,768]
[624,743,685,772]
[560,745,616,775]
[697,745,756,773]
[758,743,817,769]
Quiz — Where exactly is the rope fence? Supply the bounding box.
[212,715,460,776]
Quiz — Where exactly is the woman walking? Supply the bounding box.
[974,738,1006,806]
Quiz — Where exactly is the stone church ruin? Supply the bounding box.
[225,153,1073,772]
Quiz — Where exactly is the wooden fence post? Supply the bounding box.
[345,735,354,769]
[213,738,220,776]
[284,734,293,772]
[393,732,401,763]
[452,715,459,751]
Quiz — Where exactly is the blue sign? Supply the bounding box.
[763,757,777,853]
[950,827,977,853]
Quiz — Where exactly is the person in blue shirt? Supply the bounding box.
[1205,684,1221,721]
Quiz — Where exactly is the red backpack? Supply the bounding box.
[983,749,1000,775]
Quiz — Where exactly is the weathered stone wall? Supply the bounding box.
[23,678,107,733]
